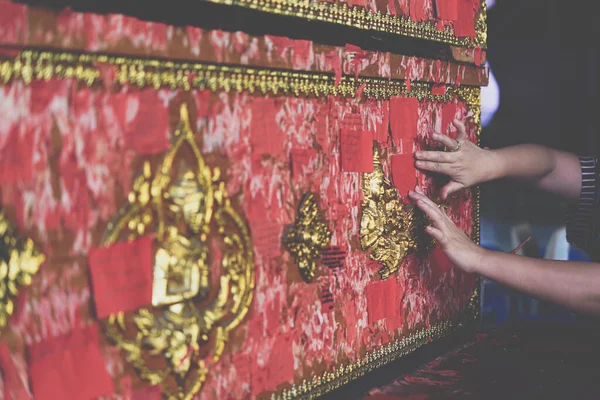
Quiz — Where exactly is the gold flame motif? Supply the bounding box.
[0,211,45,330]
[101,104,254,400]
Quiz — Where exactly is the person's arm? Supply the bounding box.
[414,120,581,204]
[492,144,581,204]
[478,250,600,315]
[408,188,600,315]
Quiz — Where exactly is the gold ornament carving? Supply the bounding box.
[101,104,254,400]
[360,145,433,279]
[283,193,332,282]
[0,211,45,330]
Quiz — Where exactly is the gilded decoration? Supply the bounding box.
[283,193,332,282]
[456,86,482,245]
[101,104,254,400]
[0,211,45,330]
[360,145,434,279]
[1,50,459,101]
[206,0,487,49]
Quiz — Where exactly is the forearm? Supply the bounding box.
[477,249,600,315]
[489,145,581,204]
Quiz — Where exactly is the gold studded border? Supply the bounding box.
[0,50,473,101]
[273,319,478,400]
[207,0,487,49]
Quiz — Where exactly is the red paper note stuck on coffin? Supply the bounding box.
[88,235,154,319]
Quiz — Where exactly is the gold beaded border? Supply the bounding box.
[0,50,469,100]
[272,320,474,400]
[206,0,487,49]
[0,48,481,400]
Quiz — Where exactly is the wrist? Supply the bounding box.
[469,246,490,275]
[481,149,506,183]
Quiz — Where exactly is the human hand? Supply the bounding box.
[408,187,485,274]
[414,119,497,200]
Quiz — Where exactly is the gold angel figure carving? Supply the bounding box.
[360,145,433,279]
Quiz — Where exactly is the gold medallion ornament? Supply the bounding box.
[0,211,45,330]
[101,104,254,400]
[283,193,332,282]
[360,145,433,279]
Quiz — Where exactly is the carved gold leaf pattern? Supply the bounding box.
[101,104,254,400]
[0,211,45,330]
[283,192,332,282]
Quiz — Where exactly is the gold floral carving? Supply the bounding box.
[101,104,254,400]
[206,0,487,49]
[360,145,433,279]
[283,193,332,282]
[0,211,45,330]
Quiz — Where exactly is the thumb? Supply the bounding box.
[452,119,467,141]
[441,180,465,200]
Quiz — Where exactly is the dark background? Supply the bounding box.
[482,0,598,225]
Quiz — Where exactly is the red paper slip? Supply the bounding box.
[455,0,478,38]
[28,325,114,400]
[442,101,457,136]
[366,279,397,325]
[340,130,374,173]
[250,98,283,160]
[410,0,428,21]
[390,96,419,146]
[391,153,417,198]
[124,90,170,155]
[436,0,458,20]
[431,84,446,96]
[88,235,154,319]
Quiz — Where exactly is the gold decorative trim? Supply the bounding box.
[274,319,460,399]
[207,0,487,49]
[101,104,255,400]
[283,192,332,282]
[1,50,469,100]
[0,211,45,330]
